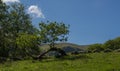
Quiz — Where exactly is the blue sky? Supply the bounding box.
[2,0,120,45]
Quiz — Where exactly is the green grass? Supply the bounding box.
[0,52,120,71]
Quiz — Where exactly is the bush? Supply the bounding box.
[87,44,103,53]
[92,49,102,53]
[11,33,41,59]
[114,49,120,52]
[104,48,112,53]
[103,37,120,50]
[103,40,116,50]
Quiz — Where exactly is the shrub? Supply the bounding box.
[114,49,120,52]
[103,37,120,50]
[87,43,103,53]
[12,33,41,59]
[104,48,112,53]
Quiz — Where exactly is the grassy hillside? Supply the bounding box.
[0,52,120,71]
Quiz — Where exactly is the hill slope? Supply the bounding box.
[40,43,89,53]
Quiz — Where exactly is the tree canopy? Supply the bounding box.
[0,1,70,61]
[39,21,69,48]
[0,2,40,59]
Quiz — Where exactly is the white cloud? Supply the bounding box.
[28,5,45,18]
[2,0,20,3]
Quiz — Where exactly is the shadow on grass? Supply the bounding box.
[59,54,92,61]
[39,54,92,62]
[0,54,92,64]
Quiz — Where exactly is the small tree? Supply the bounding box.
[38,21,69,59]
[14,33,40,59]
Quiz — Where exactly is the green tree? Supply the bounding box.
[9,3,36,35]
[0,0,10,57]
[0,2,39,59]
[14,33,40,59]
[37,21,69,59]
[7,3,38,58]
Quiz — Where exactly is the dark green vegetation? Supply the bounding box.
[38,22,69,59]
[0,53,120,71]
[0,0,69,61]
[0,1,40,60]
[0,2,39,61]
[87,37,120,53]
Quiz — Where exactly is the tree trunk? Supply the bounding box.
[37,49,51,59]
[33,48,67,60]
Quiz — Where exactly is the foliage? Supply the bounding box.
[13,33,40,58]
[0,0,70,60]
[39,21,69,48]
[0,1,70,60]
[87,37,120,52]
[103,40,116,50]
[103,37,120,50]
[0,0,10,57]
[36,21,69,59]
[103,48,112,53]
[0,2,39,59]
[112,37,120,49]
[87,43,103,53]
[9,3,36,35]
